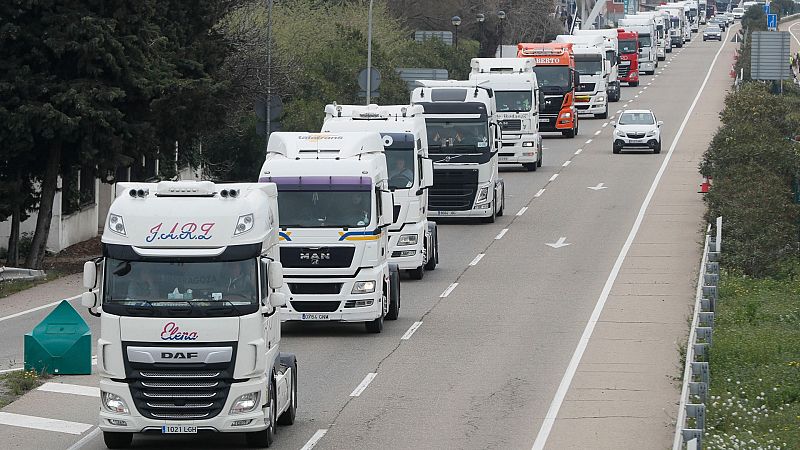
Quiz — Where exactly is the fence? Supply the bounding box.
[672,217,722,449]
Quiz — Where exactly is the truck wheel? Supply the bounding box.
[481,197,497,223]
[537,151,543,167]
[595,106,608,119]
[424,228,437,271]
[386,268,400,320]
[408,266,424,280]
[496,189,504,217]
[365,294,385,332]
[562,128,575,138]
[630,81,639,87]
[103,432,132,449]
[246,383,275,447]
[277,363,297,426]
[523,163,537,172]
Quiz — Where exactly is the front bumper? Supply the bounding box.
[614,137,660,149]
[98,377,270,434]
[538,114,574,132]
[281,266,386,322]
[498,137,538,164]
[575,94,607,115]
[657,47,666,58]
[639,61,656,72]
[703,34,722,41]
[388,224,425,270]
[430,200,494,218]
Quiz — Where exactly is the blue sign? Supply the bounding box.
[764,4,770,14]
[767,14,778,30]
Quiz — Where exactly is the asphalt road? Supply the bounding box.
[0,26,737,450]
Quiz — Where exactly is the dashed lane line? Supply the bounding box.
[548,174,559,182]
[495,228,509,240]
[574,149,583,155]
[562,160,571,167]
[516,206,528,216]
[401,322,423,340]
[349,373,377,397]
[594,130,601,136]
[535,188,546,197]
[440,283,459,298]
[585,139,592,145]
[301,429,330,450]
[469,253,485,266]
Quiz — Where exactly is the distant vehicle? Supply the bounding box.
[709,17,726,31]
[724,12,735,24]
[612,109,663,154]
[617,29,641,87]
[703,25,722,41]
[732,7,745,19]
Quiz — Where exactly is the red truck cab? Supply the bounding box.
[617,29,640,87]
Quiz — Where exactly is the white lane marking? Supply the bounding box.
[65,427,100,450]
[495,228,509,240]
[516,207,528,216]
[789,22,800,46]
[37,382,100,398]
[545,237,571,249]
[602,122,608,128]
[562,160,571,167]
[587,183,608,191]
[594,130,601,136]
[0,294,81,323]
[401,321,423,340]
[644,86,649,90]
[469,253,485,266]
[634,95,639,98]
[615,110,622,114]
[548,174,558,182]
[638,90,643,94]
[350,373,377,397]
[535,188,546,197]
[301,429,330,450]
[574,149,583,155]
[585,139,593,144]
[0,412,92,435]
[532,25,732,450]
[440,283,459,298]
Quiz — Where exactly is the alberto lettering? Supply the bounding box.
[146,222,214,243]
[160,322,199,341]
[534,57,562,64]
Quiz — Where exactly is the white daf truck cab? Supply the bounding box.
[619,18,658,75]
[572,29,622,102]
[411,79,505,223]
[321,104,439,280]
[657,5,688,47]
[632,11,670,60]
[259,132,400,333]
[555,34,610,119]
[469,57,543,172]
[82,180,296,449]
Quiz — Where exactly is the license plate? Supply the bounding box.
[300,313,330,320]
[631,139,644,144]
[498,156,510,162]
[162,425,197,434]
[436,211,457,216]
[538,118,549,123]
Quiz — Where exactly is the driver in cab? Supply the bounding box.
[389,158,414,188]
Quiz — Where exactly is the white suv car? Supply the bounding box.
[612,109,663,154]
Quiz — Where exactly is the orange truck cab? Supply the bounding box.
[517,42,579,138]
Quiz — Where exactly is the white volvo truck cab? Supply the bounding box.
[555,34,610,119]
[321,104,439,280]
[619,18,658,75]
[259,132,400,333]
[469,57,543,172]
[411,80,505,223]
[82,180,296,449]
[572,29,622,102]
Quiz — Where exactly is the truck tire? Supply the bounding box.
[424,226,438,271]
[523,163,537,171]
[595,105,608,119]
[365,292,386,332]
[481,197,497,223]
[562,128,575,138]
[386,267,400,320]
[277,359,297,426]
[537,151,543,167]
[246,382,275,447]
[103,432,132,449]
[496,187,504,217]
[629,81,639,87]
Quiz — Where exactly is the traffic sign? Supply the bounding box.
[767,14,778,31]
[763,3,770,14]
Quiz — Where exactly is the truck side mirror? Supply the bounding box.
[267,261,284,289]
[381,190,394,226]
[421,158,434,189]
[81,291,97,309]
[269,291,287,308]
[83,261,97,289]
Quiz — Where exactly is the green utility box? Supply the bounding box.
[24,300,92,375]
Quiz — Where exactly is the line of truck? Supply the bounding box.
[76,16,706,449]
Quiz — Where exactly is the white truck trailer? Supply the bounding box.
[555,34,611,119]
[321,104,439,279]
[469,57,543,171]
[411,80,505,223]
[657,4,688,47]
[259,132,400,333]
[619,17,658,75]
[572,29,622,102]
[82,180,296,448]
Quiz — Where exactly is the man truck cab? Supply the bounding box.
[517,42,580,138]
[619,18,658,75]
[617,29,640,87]
[321,104,439,280]
[82,180,297,449]
[572,29,622,102]
[411,80,505,223]
[260,132,401,333]
[469,57,543,171]
[555,34,612,119]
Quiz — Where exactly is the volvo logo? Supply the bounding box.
[300,249,331,265]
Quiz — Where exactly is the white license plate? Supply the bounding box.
[162,425,197,434]
[498,156,510,162]
[538,118,549,123]
[630,139,644,144]
[437,211,457,216]
[300,313,330,320]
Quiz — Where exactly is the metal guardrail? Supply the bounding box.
[0,266,46,282]
[672,217,722,450]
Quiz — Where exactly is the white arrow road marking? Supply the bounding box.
[440,282,459,298]
[587,183,608,191]
[350,373,377,397]
[545,237,571,249]
[401,322,423,340]
[469,253,485,266]
[301,429,329,450]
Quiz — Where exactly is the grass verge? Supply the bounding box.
[0,270,66,300]
[704,273,800,448]
[0,370,46,408]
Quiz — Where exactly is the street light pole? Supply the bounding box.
[266,0,273,141]
[366,0,374,105]
[497,10,507,57]
[477,13,486,54]
[451,16,462,50]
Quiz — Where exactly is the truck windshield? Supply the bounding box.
[103,258,259,316]
[385,148,415,189]
[532,66,571,90]
[619,40,638,54]
[277,190,372,228]
[427,120,489,152]
[575,56,603,76]
[638,34,652,47]
[495,91,533,112]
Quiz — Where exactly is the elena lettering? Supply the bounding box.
[160,322,199,341]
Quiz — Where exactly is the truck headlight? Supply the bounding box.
[397,234,418,246]
[230,392,260,414]
[630,71,638,77]
[108,214,126,236]
[102,392,129,414]
[596,95,606,102]
[352,280,376,294]
[475,186,490,203]
[234,214,254,236]
[522,141,535,147]
[560,112,572,119]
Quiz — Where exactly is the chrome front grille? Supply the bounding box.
[140,371,220,379]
